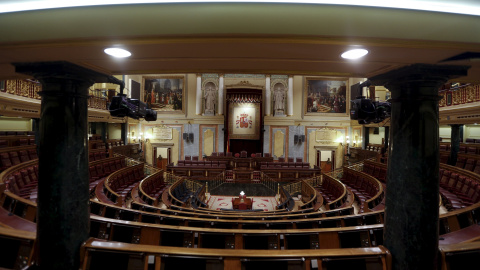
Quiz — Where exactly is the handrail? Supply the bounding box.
[321,173,350,210]
[206,171,225,192]
[343,167,384,211]
[81,237,392,269]
[138,170,164,205]
[0,144,36,155]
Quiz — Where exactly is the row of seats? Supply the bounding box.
[88,151,108,162]
[5,165,38,200]
[0,131,35,136]
[107,167,145,199]
[362,161,387,183]
[0,138,35,148]
[316,176,345,207]
[89,135,102,141]
[341,169,382,213]
[439,169,480,210]
[140,173,168,203]
[0,148,37,172]
[366,145,383,152]
[176,160,228,168]
[171,181,193,204]
[466,138,480,143]
[440,144,480,155]
[260,161,310,169]
[89,158,127,192]
[455,156,480,174]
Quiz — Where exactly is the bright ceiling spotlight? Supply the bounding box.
[341,49,369,60]
[104,48,131,58]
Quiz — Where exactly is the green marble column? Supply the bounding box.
[448,124,463,166]
[369,64,469,270]
[14,62,118,270]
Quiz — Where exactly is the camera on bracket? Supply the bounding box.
[350,96,391,124]
[109,94,157,121]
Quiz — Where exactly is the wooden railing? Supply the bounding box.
[2,79,109,110]
[81,237,392,270]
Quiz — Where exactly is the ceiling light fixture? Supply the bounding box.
[341,49,369,60]
[104,48,131,58]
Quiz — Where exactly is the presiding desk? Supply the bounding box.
[232,198,252,210]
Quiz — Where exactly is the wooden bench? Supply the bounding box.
[88,214,386,250]
[0,226,36,269]
[81,237,391,270]
[341,167,384,213]
[439,241,480,270]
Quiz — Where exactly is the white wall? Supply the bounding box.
[439,126,451,142]
[108,123,122,139]
[465,125,480,140]
[0,117,31,131]
[369,127,385,144]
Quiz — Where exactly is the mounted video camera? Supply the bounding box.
[109,94,157,121]
[104,76,157,121]
[350,96,391,124]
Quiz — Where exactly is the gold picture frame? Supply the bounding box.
[143,75,185,114]
[304,77,349,116]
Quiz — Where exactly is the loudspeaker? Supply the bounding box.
[294,135,299,144]
[300,135,305,142]
[183,133,188,140]
[188,133,194,142]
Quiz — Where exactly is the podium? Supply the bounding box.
[232,197,252,210]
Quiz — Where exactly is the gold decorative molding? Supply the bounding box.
[225,80,264,90]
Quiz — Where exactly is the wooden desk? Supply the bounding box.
[232,198,252,210]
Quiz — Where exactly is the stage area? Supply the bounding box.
[207,196,279,211]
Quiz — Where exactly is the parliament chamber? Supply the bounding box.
[1,2,480,270]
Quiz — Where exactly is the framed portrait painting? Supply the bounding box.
[143,75,185,114]
[304,77,349,116]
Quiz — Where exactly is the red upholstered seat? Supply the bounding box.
[0,140,7,148]
[9,152,21,165]
[467,147,477,154]
[18,139,28,146]
[455,157,466,169]
[28,149,38,160]
[464,159,476,172]
[19,151,29,162]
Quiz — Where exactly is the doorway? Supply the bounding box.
[224,88,263,156]
[315,148,336,172]
[151,144,173,170]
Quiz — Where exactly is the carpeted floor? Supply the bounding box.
[207,195,279,211]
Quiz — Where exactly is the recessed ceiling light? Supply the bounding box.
[341,49,369,60]
[104,48,131,58]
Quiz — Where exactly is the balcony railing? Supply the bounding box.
[1,79,109,110]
